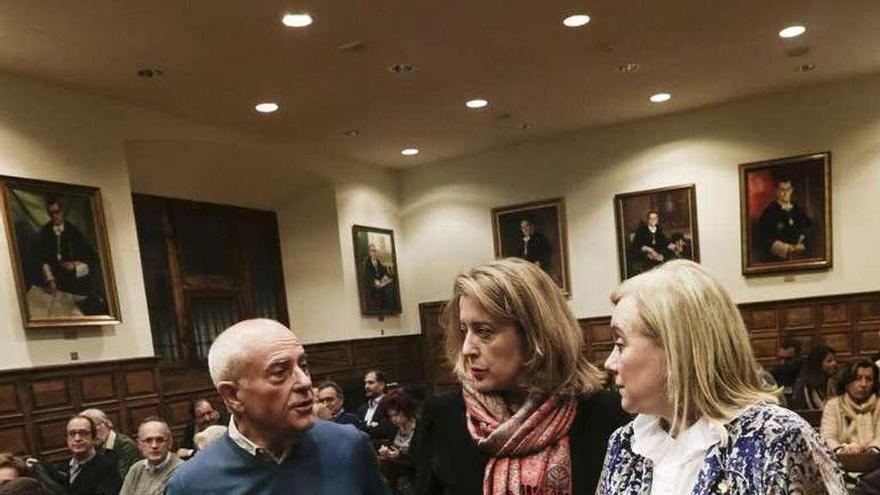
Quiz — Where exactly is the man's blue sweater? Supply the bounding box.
[166,420,390,494]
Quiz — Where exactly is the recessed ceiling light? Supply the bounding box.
[794,63,816,72]
[520,122,535,130]
[465,99,489,109]
[401,148,419,156]
[282,13,313,27]
[649,93,671,103]
[344,129,361,137]
[617,63,640,73]
[255,102,279,113]
[137,66,164,79]
[388,63,417,74]
[563,14,591,27]
[778,25,806,38]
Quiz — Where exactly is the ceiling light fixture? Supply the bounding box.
[255,102,279,113]
[388,63,417,74]
[563,14,591,27]
[520,122,535,130]
[401,148,419,156]
[282,13,313,27]
[344,129,361,137]
[137,66,164,79]
[778,25,806,38]
[794,63,816,72]
[617,63,640,73]
[649,93,671,103]
[466,99,489,109]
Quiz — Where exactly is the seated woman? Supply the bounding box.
[820,359,880,454]
[378,389,418,495]
[597,260,846,494]
[415,258,630,494]
[792,345,839,410]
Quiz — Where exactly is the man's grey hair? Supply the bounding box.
[137,417,172,438]
[208,318,295,386]
[80,408,112,428]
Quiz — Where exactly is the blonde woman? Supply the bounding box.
[414,258,629,495]
[597,260,845,494]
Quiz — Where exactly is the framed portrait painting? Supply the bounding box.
[491,198,570,295]
[0,176,121,328]
[739,152,832,275]
[614,184,700,280]
[352,225,402,316]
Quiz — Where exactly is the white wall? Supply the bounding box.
[398,73,880,330]
[0,73,154,369]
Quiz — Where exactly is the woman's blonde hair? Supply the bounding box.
[612,259,778,434]
[442,258,604,396]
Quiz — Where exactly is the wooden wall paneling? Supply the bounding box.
[125,370,157,397]
[781,305,817,331]
[30,379,70,411]
[0,383,20,415]
[80,374,116,404]
[0,423,29,455]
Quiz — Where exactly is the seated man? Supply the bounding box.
[166,319,389,494]
[41,415,122,495]
[317,381,366,430]
[356,370,396,443]
[770,337,803,389]
[820,359,880,453]
[79,408,142,480]
[180,399,221,452]
[119,418,182,495]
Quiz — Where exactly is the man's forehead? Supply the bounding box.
[68,418,89,429]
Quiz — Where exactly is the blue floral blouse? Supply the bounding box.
[596,402,847,494]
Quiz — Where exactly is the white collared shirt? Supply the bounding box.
[631,414,725,495]
[145,452,173,473]
[69,451,96,483]
[227,416,291,464]
[364,395,384,424]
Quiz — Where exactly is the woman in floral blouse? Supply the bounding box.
[596,260,846,495]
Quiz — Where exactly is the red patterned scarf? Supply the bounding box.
[462,380,577,495]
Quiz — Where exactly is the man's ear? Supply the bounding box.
[217,381,244,414]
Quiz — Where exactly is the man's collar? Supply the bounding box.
[228,416,292,464]
[104,429,117,450]
[69,451,96,468]
[331,407,346,420]
[145,453,172,472]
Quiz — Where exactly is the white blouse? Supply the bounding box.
[630,413,729,495]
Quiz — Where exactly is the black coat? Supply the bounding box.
[355,397,397,443]
[50,455,122,495]
[413,389,630,495]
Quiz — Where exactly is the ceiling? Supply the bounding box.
[1,1,878,169]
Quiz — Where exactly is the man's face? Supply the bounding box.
[776,181,794,203]
[236,332,315,436]
[777,346,795,361]
[66,418,95,461]
[368,244,378,259]
[47,202,64,226]
[194,402,218,429]
[137,422,172,466]
[520,220,533,237]
[364,372,384,399]
[647,213,660,227]
[317,387,343,416]
[0,467,17,482]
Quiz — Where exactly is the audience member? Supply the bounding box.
[820,359,880,454]
[378,389,418,495]
[318,381,366,429]
[0,454,25,483]
[0,477,45,495]
[415,258,629,494]
[356,370,396,443]
[79,408,142,480]
[179,399,221,452]
[770,337,803,389]
[193,425,228,451]
[41,415,122,495]
[165,319,389,494]
[119,418,182,495]
[596,260,845,494]
[792,345,839,410]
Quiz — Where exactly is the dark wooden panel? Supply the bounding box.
[128,404,160,431]
[80,374,116,402]
[166,400,193,426]
[782,306,815,330]
[859,300,880,321]
[751,337,778,359]
[36,418,69,452]
[821,302,850,324]
[31,379,69,410]
[307,343,353,374]
[125,370,156,396]
[0,383,19,414]
[747,309,778,331]
[0,424,29,454]
[352,342,398,367]
[824,333,852,355]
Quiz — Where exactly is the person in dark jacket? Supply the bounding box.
[414,258,630,494]
[39,415,122,495]
[317,381,366,430]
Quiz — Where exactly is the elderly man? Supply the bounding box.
[356,370,396,443]
[178,399,221,456]
[42,415,121,495]
[166,319,389,494]
[317,381,365,430]
[119,418,182,495]
[79,408,142,480]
